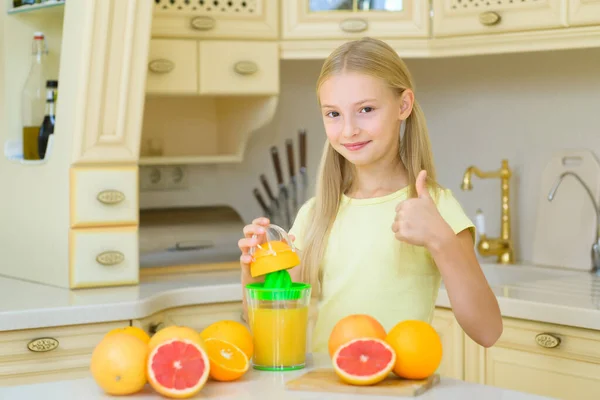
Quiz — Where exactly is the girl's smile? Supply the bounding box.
[342,140,371,151]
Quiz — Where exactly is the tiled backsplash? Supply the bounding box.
[140,47,600,264]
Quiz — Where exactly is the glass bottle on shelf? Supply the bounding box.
[21,32,48,160]
[38,80,57,160]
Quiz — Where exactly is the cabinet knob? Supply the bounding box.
[96,251,125,266]
[339,18,368,33]
[479,11,501,26]
[190,16,216,30]
[97,190,125,205]
[535,333,561,348]
[27,337,59,353]
[234,61,258,76]
[149,59,175,74]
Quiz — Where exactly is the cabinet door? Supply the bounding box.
[431,307,464,380]
[432,0,567,37]
[151,0,278,39]
[71,0,153,164]
[568,0,600,26]
[282,0,429,39]
[146,39,198,95]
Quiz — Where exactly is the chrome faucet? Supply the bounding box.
[547,171,600,275]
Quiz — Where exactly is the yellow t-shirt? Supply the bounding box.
[289,186,475,354]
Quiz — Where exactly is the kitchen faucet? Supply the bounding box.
[547,171,600,275]
[461,159,515,264]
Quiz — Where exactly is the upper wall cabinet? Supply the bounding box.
[282,0,430,39]
[150,0,278,39]
[568,0,600,26]
[432,0,567,37]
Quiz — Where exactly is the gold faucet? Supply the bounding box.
[461,159,514,264]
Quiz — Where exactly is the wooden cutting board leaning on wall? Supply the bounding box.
[531,149,600,271]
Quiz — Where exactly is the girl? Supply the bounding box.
[239,37,502,354]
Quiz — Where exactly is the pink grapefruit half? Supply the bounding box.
[332,338,396,386]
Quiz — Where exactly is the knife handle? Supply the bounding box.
[253,188,270,215]
[285,139,295,178]
[299,129,307,169]
[271,146,284,185]
[260,174,276,201]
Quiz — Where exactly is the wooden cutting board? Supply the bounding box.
[285,369,440,397]
[531,149,600,271]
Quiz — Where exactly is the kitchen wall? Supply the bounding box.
[140,47,600,264]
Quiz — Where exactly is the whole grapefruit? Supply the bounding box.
[328,314,387,357]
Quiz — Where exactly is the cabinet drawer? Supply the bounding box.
[146,39,198,95]
[70,166,138,228]
[198,41,279,95]
[568,0,600,26]
[69,227,139,289]
[432,0,567,37]
[0,321,128,386]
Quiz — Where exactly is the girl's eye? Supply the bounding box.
[326,111,339,118]
[360,106,374,113]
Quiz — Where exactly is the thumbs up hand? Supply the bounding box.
[392,170,452,248]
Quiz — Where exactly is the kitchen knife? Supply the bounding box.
[253,188,271,219]
[260,173,281,225]
[286,139,298,217]
[299,129,308,204]
[271,146,291,230]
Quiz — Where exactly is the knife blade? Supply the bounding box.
[260,174,281,226]
[298,129,308,204]
[286,139,298,217]
[271,146,291,230]
[253,188,271,219]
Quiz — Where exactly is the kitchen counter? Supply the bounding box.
[0,262,599,332]
[0,353,552,400]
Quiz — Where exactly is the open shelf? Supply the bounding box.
[7,1,64,15]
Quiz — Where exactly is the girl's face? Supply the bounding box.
[319,71,412,167]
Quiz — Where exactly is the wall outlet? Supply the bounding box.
[140,166,188,191]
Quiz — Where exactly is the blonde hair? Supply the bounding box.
[300,37,438,295]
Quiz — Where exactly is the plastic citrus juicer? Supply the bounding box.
[245,224,312,371]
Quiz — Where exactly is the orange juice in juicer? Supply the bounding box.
[245,224,311,371]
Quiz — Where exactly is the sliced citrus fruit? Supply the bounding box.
[148,325,205,352]
[105,326,150,344]
[204,338,249,382]
[332,338,396,386]
[90,332,148,395]
[200,320,254,359]
[147,338,210,399]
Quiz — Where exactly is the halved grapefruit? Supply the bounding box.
[147,338,210,399]
[332,338,396,386]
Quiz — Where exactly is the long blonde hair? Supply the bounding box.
[300,37,438,295]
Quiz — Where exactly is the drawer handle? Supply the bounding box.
[234,61,258,76]
[339,18,368,33]
[27,337,59,353]
[149,322,166,335]
[479,11,501,26]
[535,333,561,348]
[96,251,125,266]
[190,16,215,30]
[149,59,175,74]
[97,190,125,205]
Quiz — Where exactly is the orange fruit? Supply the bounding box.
[105,326,150,344]
[385,320,442,380]
[328,314,387,357]
[147,338,210,399]
[90,332,148,395]
[204,338,249,382]
[250,240,300,277]
[200,320,254,359]
[148,325,205,352]
[332,338,396,386]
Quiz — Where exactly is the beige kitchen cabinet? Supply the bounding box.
[0,320,129,387]
[431,307,464,380]
[568,0,600,26]
[432,0,568,37]
[151,0,278,40]
[465,316,600,399]
[146,39,198,95]
[281,0,430,40]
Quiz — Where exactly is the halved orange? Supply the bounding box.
[204,338,249,382]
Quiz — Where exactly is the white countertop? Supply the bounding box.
[0,353,552,400]
[0,262,599,332]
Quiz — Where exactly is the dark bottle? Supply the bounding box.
[38,80,57,160]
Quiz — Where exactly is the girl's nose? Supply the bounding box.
[341,118,359,138]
